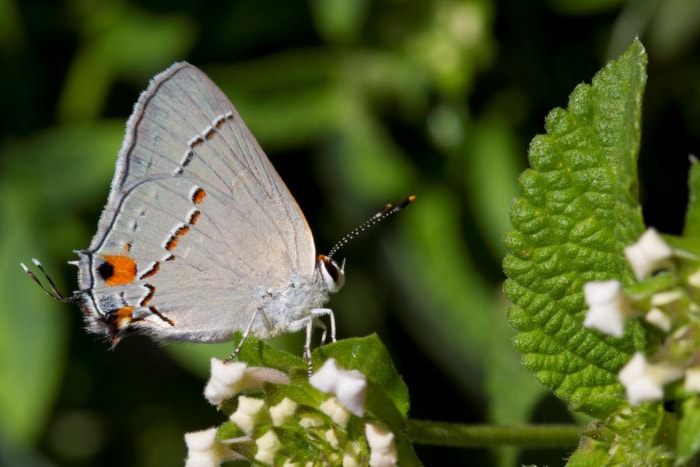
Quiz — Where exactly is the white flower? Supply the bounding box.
[365,422,398,466]
[229,396,267,435]
[618,352,684,405]
[254,430,281,465]
[343,441,362,467]
[687,268,700,288]
[184,427,241,467]
[651,290,684,307]
[644,308,672,332]
[582,280,631,337]
[320,397,352,427]
[298,414,325,428]
[309,359,366,417]
[684,367,700,392]
[269,397,297,426]
[204,359,289,405]
[624,228,673,280]
[325,428,340,448]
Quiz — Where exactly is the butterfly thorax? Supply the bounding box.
[252,271,331,338]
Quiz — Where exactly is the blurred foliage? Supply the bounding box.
[1,0,699,466]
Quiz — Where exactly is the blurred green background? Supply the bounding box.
[1,0,699,465]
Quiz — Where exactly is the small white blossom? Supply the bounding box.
[269,397,297,426]
[582,280,631,337]
[365,422,398,467]
[309,359,367,417]
[254,430,281,465]
[325,428,340,448]
[687,268,700,288]
[204,359,289,405]
[684,367,700,392]
[618,352,684,405]
[651,290,684,307]
[184,427,241,467]
[320,397,352,427]
[343,441,362,467]
[645,308,672,332]
[204,360,248,405]
[624,228,673,280]
[299,414,325,428]
[229,396,267,435]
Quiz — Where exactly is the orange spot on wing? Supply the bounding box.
[140,262,160,279]
[189,210,201,225]
[165,225,192,252]
[103,255,137,286]
[116,306,134,319]
[115,306,134,328]
[165,236,179,251]
[140,285,155,306]
[192,188,206,205]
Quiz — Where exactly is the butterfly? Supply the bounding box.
[22,62,413,371]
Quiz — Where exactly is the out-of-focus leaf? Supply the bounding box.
[385,189,494,394]
[465,115,523,256]
[549,0,625,14]
[0,122,122,442]
[58,1,195,122]
[648,0,700,61]
[310,0,369,44]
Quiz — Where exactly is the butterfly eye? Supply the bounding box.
[317,255,345,293]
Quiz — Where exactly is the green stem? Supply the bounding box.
[407,420,582,448]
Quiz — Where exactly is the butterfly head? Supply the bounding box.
[316,255,345,294]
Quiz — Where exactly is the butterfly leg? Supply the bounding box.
[225,307,261,362]
[310,308,336,343]
[303,317,315,376]
[289,308,336,376]
[315,318,328,345]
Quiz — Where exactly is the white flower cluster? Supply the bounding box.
[311,359,398,466]
[618,353,684,405]
[309,358,367,417]
[583,229,676,338]
[581,228,700,405]
[185,358,398,466]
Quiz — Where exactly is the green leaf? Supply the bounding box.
[677,396,700,464]
[236,333,309,377]
[683,156,700,238]
[313,334,410,418]
[502,39,647,418]
[236,333,410,421]
[567,404,676,466]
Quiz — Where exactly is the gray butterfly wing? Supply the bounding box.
[77,62,317,342]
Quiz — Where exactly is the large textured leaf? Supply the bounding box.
[502,39,647,418]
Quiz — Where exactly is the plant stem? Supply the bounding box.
[407,420,582,448]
